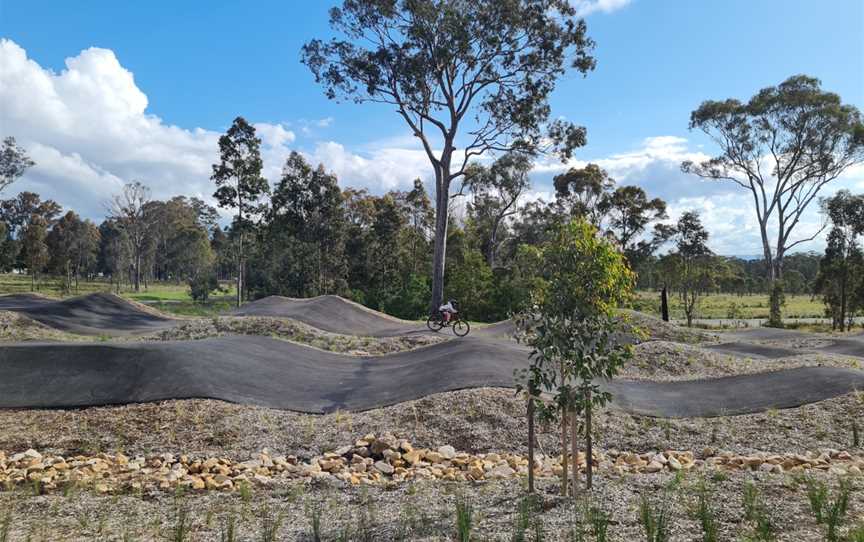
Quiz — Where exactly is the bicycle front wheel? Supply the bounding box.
[453,320,470,337]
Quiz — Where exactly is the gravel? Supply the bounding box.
[0,468,860,541]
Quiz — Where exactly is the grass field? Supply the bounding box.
[0,273,235,316]
[633,290,826,320]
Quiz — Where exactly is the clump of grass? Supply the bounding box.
[305,502,323,542]
[824,480,851,542]
[742,481,760,522]
[220,510,238,542]
[750,510,777,541]
[692,481,718,542]
[169,499,192,542]
[806,477,852,542]
[1,509,12,542]
[806,478,829,524]
[511,495,542,542]
[259,504,284,542]
[639,495,670,542]
[455,496,474,542]
[588,505,610,542]
[847,523,864,542]
[237,481,252,503]
[853,420,860,448]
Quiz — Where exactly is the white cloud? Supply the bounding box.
[0,39,295,217]
[571,0,631,17]
[2,39,859,257]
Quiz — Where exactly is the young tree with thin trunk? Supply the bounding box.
[515,219,635,492]
[0,136,35,194]
[302,0,596,311]
[814,190,864,331]
[21,214,48,290]
[107,182,153,292]
[464,152,532,268]
[682,75,864,283]
[211,117,269,307]
[661,211,713,328]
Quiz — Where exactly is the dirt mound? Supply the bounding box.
[1,292,178,336]
[232,295,421,336]
[621,309,717,344]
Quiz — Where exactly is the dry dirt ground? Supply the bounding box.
[1,389,863,541]
[1,309,863,540]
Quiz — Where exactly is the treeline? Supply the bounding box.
[1,129,858,325]
[636,252,822,296]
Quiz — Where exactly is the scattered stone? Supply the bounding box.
[1,436,861,494]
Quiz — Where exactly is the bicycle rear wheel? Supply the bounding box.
[426,314,445,332]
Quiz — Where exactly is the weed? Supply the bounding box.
[824,480,851,542]
[306,502,323,542]
[237,480,252,503]
[854,420,860,448]
[220,511,238,542]
[846,523,864,542]
[455,496,474,542]
[588,505,610,542]
[806,478,829,524]
[692,481,718,542]
[751,510,776,542]
[511,495,540,542]
[639,495,670,542]
[168,499,192,542]
[258,504,284,542]
[0,509,11,542]
[532,516,545,542]
[742,481,759,522]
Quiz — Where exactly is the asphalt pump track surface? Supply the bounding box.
[2,334,863,417]
[2,292,864,416]
[0,292,176,336]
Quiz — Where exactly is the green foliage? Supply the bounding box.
[692,481,718,542]
[684,75,864,287]
[767,280,785,328]
[189,272,219,303]
[168,499,192,542]
[455,497,474,542]
[0,509,11,542]
[661,211,713,327]
[742,481,760,522]
[446,249,494,319]
[639,495,670,542]
[0,136,35,193]
[258,504,284,542]
[302,0,598,308]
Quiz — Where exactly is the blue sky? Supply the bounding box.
[1,0,862,254]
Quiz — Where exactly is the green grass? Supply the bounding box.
[632,291,825,320]
[0,273,235,316]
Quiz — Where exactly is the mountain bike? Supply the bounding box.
[426,310,470,337]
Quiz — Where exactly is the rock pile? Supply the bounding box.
[2,435,861,494]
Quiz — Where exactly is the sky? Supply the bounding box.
[1,0,862,255]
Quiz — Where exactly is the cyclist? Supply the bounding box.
[438,299,458,323]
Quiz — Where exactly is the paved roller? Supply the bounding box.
[2,335,862,417]
[0,292,176,336]
[231,295,422,336]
